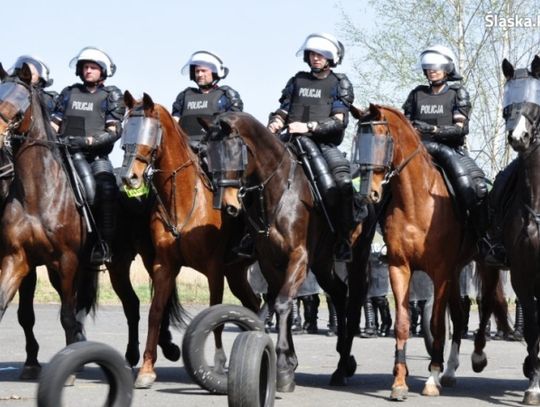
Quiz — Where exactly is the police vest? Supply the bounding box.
[179,88,224,142]
[63,86,108,137]
[413,88,456,127]
[288,73,337,123]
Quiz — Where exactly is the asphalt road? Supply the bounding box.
[0,303,531,406]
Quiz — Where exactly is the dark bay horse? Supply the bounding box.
[498,56,540,405]
[0,64,98,378]
[202,111,374,392]
[355,104,503,399]
[120,92,260,389]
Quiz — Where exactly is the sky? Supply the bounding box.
[2,0,369,166]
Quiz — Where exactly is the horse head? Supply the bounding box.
[120,91,163,191]
[0,62,34,146]
[352,104,395,203]
[502,56,540,152]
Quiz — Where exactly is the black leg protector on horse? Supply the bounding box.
[90,158,117,265]
[461,295,471,338]
[300,294,320,334]
[514,300,524,339]
[326,294,338,336]
[361,298,378,338]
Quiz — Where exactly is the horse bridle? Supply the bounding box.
[0,80,33,146]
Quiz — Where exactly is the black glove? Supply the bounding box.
[412,120,437,136]
[60,135,89,152]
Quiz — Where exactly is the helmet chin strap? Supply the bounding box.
[429,78,447,86]
[311,62,330,74]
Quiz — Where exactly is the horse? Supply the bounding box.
[201,111,375,392]
[0,63,98,378]
[354,104,504,399]
[119,92,260,390]
[497,56,540,405]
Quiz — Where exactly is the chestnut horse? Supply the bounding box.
[202,111,375,392]
[119,92,260,390]
[0,64,98,378]
[355,104,503,399]
[498,56,540,405]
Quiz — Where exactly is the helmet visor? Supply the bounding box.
[0,82,31,114]
[503,76,540,108]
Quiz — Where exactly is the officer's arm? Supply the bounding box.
[172,91,186,123]
[222,87,244,112]
[267,78,294,133]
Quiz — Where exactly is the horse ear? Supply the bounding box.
[142,93,154,110]
[19,63,32,85]
[368,104,382,121]
[0,63,7,81]
[531,55,540,78]
[124,90,135,109]
[219,118,234,135]
[502,59,514,80]
[350,105,367,120]
[198,116,214,131]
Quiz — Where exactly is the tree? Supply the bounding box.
[339,0,540,177]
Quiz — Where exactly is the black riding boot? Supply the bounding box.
[461,295,471,338]
[373,296,392,337]
[301,294,320,334]
[361,298,378,338]
[291,298,303,334]
[90,172,117,266]
[513,300,524,340]
[326,294,338,337]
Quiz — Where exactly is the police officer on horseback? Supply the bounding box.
[51,46,124,266]
[403,45,488,233]
[172,50,243,152]
[267,32,355,262]
[9,55,58,114]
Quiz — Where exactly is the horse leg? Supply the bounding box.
[517,293,540,405]
[224,261,261,313]
[17,268,42,380]
[0,251,32,321]
[388,264,412,401]
[274,294,297,392]
[108,253,141,367]
[135,261,178,389]
[440,278,463,387]
[423,277,451,397]
[206,265,227,375]
[472,262,498,373]
[58,255,85,345]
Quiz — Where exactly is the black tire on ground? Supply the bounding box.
[182,304,265,394]
[37,341,133,407]
[228,331,276,407]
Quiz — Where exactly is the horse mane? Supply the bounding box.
[30,88,63,161]
[153,103,201,172]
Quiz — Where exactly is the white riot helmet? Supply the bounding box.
[296,32,344,68]
[181,50,229,83]
[69,46,116,80]
[419,45,462,81]
[9,55,53,87]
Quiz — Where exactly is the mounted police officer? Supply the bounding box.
[51,46,125,266]
[172,50,243,152]
[267,32,355,262]
[9,55,58,114]
[403,45,487,233]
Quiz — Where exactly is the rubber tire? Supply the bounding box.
[228,331,276,407]
[37,341,133,407]
[182,304,264,394]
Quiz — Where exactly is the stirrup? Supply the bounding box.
[232,234,255,259]
[89,241,112,267]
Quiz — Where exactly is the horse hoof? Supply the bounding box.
[161,344,181,362]
[134,372,157,389]
[19,365,41,380]
[125,348,140,367]
[440,375,456,387]
[390,385,408,401]
[346,355,357,377]
[471,351,488,373]
[329,371,347,386]
[523,390,540,405]
[276,370,295,393]
[422,383,440,397]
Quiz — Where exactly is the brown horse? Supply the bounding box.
[497,57,540,405]
[202,111,375,392]
[0,64,98,378]
[119,92,260,390]
[355,104,503,399]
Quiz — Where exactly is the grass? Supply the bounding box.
[25,261,242,306]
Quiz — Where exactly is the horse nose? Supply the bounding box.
[123,172,141,189]
[226,205,241,217]
[370,190,381,204]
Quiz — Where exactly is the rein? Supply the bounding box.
[238,144,296,236]
[383,144,422,185]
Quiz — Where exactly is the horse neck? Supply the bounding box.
[520,144,540,209]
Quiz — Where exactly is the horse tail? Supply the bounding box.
[165,285,189,329]
[75,267,100,317]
